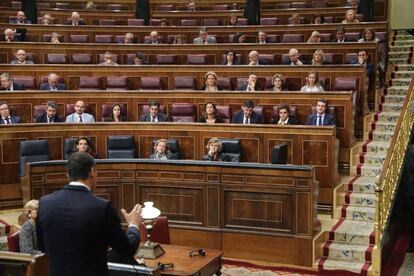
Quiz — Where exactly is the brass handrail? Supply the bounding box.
[372,75,414,275]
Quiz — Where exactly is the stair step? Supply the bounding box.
[347,176,379,193]
[356,164,383,177]
[374,111,400,123]
[389,46,413,52]
[342,205,375,222]
[323,242,374,262]
[318,258,371,275]
[388,52,413,59]
[393,70,414,78]
[359,152,386,165]
[379,102,402,112]
[383,94,405,103]
[344,192,376,207]
[394,64,414,71]
[389,78,412,86]
[362,141,390,154]
[389,58,411,64]
[386,86,409,95]
[329,219,375,245]
[370,121,396,132]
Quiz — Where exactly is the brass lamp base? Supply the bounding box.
[137,242,165,259]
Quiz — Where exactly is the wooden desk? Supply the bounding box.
[142,244,223,276]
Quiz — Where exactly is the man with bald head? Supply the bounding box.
[10,49,34,64]
[145,31,161,44]
[10,11,31,24]
[65,100,95,123]
[66,11,85,26]
[287,48,304,65]
[40,73,66,91]
[248,51,262,66]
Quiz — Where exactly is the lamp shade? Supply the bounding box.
[141,202,161,220]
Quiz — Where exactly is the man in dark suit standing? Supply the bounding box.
[306,99,336,126]
[244,0,260,25]
[35,101,64,123]
[0,101,21,124]
[140,100,170,122]
[37,152,142,276]
[0,73,25,91]
[40,73,66,91]
[231,100,263,124]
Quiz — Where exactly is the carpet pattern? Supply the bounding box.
[221,260,318,276]
[318,30,414,275]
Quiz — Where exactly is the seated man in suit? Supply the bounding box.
[258,31,268,44]
[287,48,304,65]
[145,31,161,44]
[0,73,25,91]
[4,28,21,43]
[272,104,298,125]
[306,99,336,126]
[352,49,373,78]
[248,50,262,66]
[193,27,217,44]
[37,152,142,276]
[332,27,347,42]
[139,100,170,122]
[99,52,119,66]
[10,11,31,24]
[35,101,64,123]
[40,73,66,91]
[134,52,148,65]
[65,100,95,123]
[231,100,263,124]
[122,32,135,44]
[238,74,261,91]
[10,49,34,64]
[0,101,21,124]
[66,11,85,26]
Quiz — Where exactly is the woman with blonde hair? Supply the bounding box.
[19,199,41,254]
[272,74,285,92]
[342,9,359,24]
[300,71,324,92]
[307,31,321,43]
[312,49,325,65]
[150,139,175,160]
[201,71,222,91]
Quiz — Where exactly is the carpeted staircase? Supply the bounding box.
[318,31,414,275]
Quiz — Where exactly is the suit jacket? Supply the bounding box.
[65,20,86,26]
[237,83,262,91]
[331,38,349,43]
[144,40,162,45]
[352,60,373,77]
[39,83,66,91]
[0,115,21,124]
[10,60,34,64]
[221,60,241,65]
[139,112,170,122]
[231,111,263,124]
[306,113,336,126]
[0,82,25,91]
[35,113,64,123]
[271,117,298,125]
[37,184,140,276]
[65,112,95,123]
[193,36,217,44]
[10,19,31,24]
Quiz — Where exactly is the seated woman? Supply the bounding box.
[312,49,325,65]
[173,34,185,44]
[50,32,60,44]
[71,136,98,158]
[42,14,52,25]
[186,0,196,11]
[307,31,321,43]
[271,104,298,125]
[105,104,126,122]
[358,28,379,43]
[228,13,239,26]
[222,49,240,65]
[20,199,42,254]
[342,9,359,24]
[233,32,246,43]
[150,139,174,160]
[85,1,97,10]
[311,14,325,24]
[201,71,222,92]
[300,71,325,92]
[203,138,234,161]
[199,102,224,124]
[271,73,286,92]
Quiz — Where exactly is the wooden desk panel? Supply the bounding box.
[2,124,337,208]
[22,160,317,266]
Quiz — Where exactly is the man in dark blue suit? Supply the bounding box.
[0,73,25,91]
[39,73,66,91]
[37,152,142,276]
[0,101,21,124]
[9,11,31,24]
[231,100,264,124]
[351,49,373,78]
[35,101,64,123]
[306,99,336,126]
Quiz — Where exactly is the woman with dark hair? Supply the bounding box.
[150,139,174,160]
[71,136,98,158]
[222,49,240,65]
[271,104,298,125]
[107,104,126,122]
[199,102,224,124]
[358,28,379,42]
[272,74,286,92]
[311,14,325,24]
[233,32,246,43]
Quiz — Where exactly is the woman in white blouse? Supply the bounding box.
[300,71,324,92]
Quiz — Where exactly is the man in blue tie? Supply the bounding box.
[306,99,336,126]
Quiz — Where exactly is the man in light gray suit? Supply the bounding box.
[65,100,95,123]
[10,49,34,64]
[193,27,217,44]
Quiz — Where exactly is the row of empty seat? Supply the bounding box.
[13,75,359,91]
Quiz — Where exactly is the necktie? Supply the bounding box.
[244,117,249,125]
[48,117,54,123]
[317,115,322,126]
[79,115,83,123]
[151,116,155,122]
[6,118,11,124]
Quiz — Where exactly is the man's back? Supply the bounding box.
[38,185,139,276]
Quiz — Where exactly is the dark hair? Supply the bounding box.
[336,26,345,33]
[233,32,245,43]
[0,101,9,108]
[72,136,94,155]
[199,27,208,33]
[135,52,145,60]
[202,101,218,119]
[46,100,57,109]
[148,100,160,108]
[311,13,325,24]
[67,152,95,181]
[278,104,290,113]
[243,100,255,108]
[317,98,328,106]
[109,104,124,121]
[362,28,376,41]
